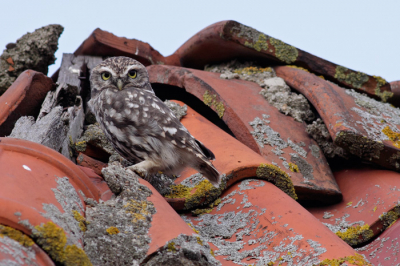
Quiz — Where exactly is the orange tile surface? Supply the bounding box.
[276,66,400,171]
[0,70,54,137]
[148,67,341,203]
[184,179,358,266]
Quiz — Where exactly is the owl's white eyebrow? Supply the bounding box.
[122,66,141,76]
[98,67,117,76]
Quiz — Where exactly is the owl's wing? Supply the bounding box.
[115,88,212,160]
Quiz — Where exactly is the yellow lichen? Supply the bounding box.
[256,163,298,200]
[288,162,299,173]
[72,210,87,232]
[375,87,393,102]
[166,241,177,253]
[74,140,87,152]
[64,245,93,266]
[234,66,273,75]
[187,223,199,234]
[106,226,120,235]
[196,236,203,245]
[210,248,215,257]
[347,202,353,206]
[335,224,374,246]
[191,198,222,216]
[165,180,224,210]
[269,37,299,64]
[287,65,309,73]
[373,74,391,102]
[124,200,153,223]
[379,205,400,229]
[203,90,225,118]
[334,66,369,89]
[382,126,400,149]
[373,206,377,212]
[0,225,34,247]
[374,75,387,87]
[244,33,268,52]
[319,253,372,266]
[32,221,92,266]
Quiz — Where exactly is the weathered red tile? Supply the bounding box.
[0,138,100,231]
[0,70,54,137]
[164,101,298,210]
[389,80,400,105]
[137,178,195,256]
[77,152,108,176]
[148,66,341,204]
[183,179,365,266]
[78,166,113,202]
[170,20,391,101]
[0,225,55,265]
[275,66,400,171]
[357,219,400,265]
[74,28,174,66]
[308,168,400,247]
[0,138,96,264]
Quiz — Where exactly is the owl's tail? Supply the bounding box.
[195,156,221,188]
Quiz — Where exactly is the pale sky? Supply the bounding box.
[2,0,400,82]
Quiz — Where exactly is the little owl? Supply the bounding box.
[89,57,221,187]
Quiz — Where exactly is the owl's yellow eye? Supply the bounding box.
[101,72,111,80]
[128,70,137,79]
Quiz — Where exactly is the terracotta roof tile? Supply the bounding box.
[357,219,400,265]
[74,28,172,66]
[0,70,54,137]
[148,66,341,204]
[308,168,400,247]
[171,20,391,101]
[184,179,358,265]
[276,66,400,171]
[0,227,55,265]
[164,101,298,210]
[3,20,400,265]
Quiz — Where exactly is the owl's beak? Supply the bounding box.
[117,79,123,90]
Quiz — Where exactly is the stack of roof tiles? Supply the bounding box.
[1,20,400,265]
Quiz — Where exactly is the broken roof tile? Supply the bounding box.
[171,20,391,101]
[77,152,108,177]
[276,66,400,171]
[78,166,113,202]
[0,70,54,137]
[74,28,173,66]
[308,168,400,247]
[184,179,360,266]
[148,66,341,204]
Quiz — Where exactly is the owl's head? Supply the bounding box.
[90,57,153,98]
